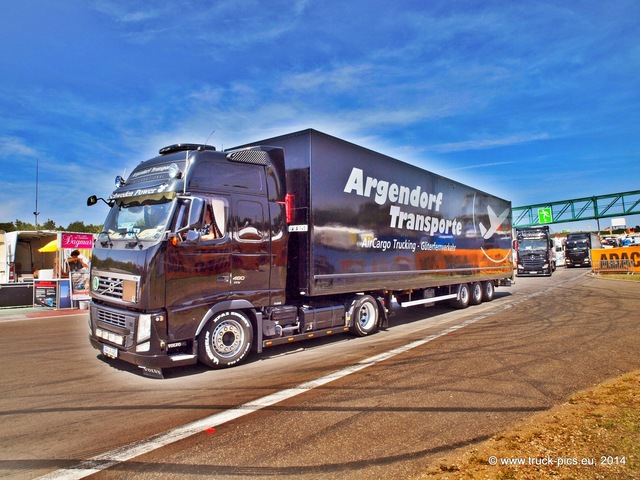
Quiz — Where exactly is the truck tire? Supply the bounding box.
[349,295,379,337]
[470,283,483,305]
[198,311,253,368]
[451,283,470,309]
[482,281,495,302]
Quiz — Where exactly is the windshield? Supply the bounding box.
[519,239,548,250]
[103,197,174,240]
[566,240,587,249]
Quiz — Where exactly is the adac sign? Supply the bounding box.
[592,246,640,270]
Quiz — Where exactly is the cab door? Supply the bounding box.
[165,196,231,336]
[230,197,272,306]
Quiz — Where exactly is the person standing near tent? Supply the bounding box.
[67,250,87,273]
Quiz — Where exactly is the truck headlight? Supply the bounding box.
[137,313,164,344]
[137,314,152,343]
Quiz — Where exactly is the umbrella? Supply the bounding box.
[38,239,59,253]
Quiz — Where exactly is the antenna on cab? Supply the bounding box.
[203,128,216,149]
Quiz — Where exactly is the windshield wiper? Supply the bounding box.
[125,230,144,250]
[98,231,113,248]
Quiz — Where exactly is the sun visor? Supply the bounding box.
[109,161,185,201]
[112,191,177,207]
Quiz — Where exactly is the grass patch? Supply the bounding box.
[590,272,640,282]
[418,370,640,479]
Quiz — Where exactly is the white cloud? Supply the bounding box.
[430,133,551,153]
[283,64,374,92]
[92,0,309,48]
[0,136,38,158]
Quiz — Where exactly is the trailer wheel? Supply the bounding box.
[470,283,483,305]
[482,281,495,302]
[349,295,379,337]
[198,311,253,368]
[451,283,470,309]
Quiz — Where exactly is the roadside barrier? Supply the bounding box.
[591,246,639,275]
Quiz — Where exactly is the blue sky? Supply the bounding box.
[1,1,639,232]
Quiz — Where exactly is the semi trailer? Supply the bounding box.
[87,129,513,377]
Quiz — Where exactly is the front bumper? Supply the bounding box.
[90,335,197,369]
[565,258,591,267]
[89,301,197,370]
[517,266,552,275]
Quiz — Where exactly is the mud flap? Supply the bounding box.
[376,296,389,329]
[141,366,164,379]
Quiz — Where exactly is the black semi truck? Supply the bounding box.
[564,232,600,268]
[515,226,555,276]
[87,129,514,377]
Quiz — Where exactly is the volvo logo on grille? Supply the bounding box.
[93,276,124,295]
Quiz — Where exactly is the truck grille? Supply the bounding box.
[97,309,128,328]
[91,271,140,304]
[94,276,125,300]
[92,305,136,347]
[522,254,544,268]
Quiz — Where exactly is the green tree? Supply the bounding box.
[0,222,16,232]
[0,218,104,233]
[66,221,103,233]
[40,219,59,230]
[15,219,35,230]
[66,221,87,232]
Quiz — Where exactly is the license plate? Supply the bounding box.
[103,344,118,359]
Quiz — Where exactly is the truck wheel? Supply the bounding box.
[349,295,379,337]
[451,283,470,309]
[470,283,483,305]
[198,311,253,368]
[482,281,495,302]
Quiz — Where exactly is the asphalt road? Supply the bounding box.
[1,268,638,479]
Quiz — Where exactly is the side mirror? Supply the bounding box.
[185,230,201,242]
[87,195,114,207]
